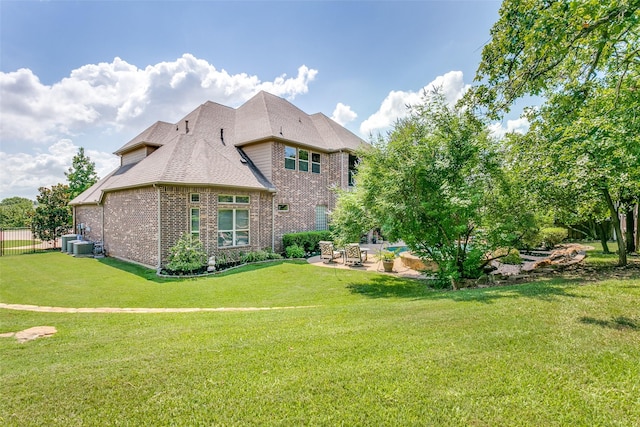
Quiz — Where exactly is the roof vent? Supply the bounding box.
[220,128,225,145]
[185,120,189,134]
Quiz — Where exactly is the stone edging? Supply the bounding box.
[0,303,318,313]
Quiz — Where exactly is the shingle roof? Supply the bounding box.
[71,91,366,205]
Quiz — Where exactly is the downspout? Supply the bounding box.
[340,150,344,189]
[155,184,162,272]
[272,193,276,251]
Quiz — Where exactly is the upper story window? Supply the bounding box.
[299,150,309,172]
[311,153,321,174]
[190,193,200,203]
[218,195,250,204]
[348,154,359,186]
[285,146,296,170]
[285,146,321,174]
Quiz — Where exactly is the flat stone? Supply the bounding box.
[14,326,57,343]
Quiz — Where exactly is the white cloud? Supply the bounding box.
[331,102,357,126]
[488,117,530,139]
[0,54,319,144]
[359,70,470,136]
[0,54,317,199]
[0,139,118,200]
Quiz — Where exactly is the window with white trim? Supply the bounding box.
[218,209,249,247]
[191,208,200,237]
[218,195,250,204]
[299,149,309,172]
[284,146,321,173]
[190,193,200,203]
[311,153,321,174]
[285,146,296,170]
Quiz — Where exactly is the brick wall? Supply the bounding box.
[74,205,103,242]
[103,187,159,268]
[158,185,274,266]
[270,141,348,251]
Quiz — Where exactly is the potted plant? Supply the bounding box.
[377,250,396,272]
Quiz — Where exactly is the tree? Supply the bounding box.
[31,184,72,245]
[472,0,640,117]
[471,0,640,266]
[65,147,99,200]
[332,91,534,287]
[0,197,34,228]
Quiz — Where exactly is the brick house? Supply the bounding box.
[70,91,366,269]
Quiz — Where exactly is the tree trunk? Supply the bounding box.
[597,221,610,254]
[602,187,627,266]
[626,209,636,253]
[636,202,640,252]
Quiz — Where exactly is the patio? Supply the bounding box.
[307,242,427,279]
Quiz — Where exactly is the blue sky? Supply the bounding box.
[0,0,528,200]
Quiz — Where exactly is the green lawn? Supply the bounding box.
[1,250,639,426]
[1,239,40,249]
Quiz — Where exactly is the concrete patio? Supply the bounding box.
[307,242,427,279]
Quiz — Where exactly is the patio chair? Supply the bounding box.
[344,243,365,266]
[319,241,341,263]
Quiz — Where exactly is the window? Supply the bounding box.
[277,204,289,212]
[285,146,320,174]
[315,205,328,230]
[348,154,359,186]
[218,209,249,247]
[190,193,200,203]
[191,208,200,237]
[311,153,321,174]
[299,149,309,172]
[285,146,296,170]
[218,195,250,204]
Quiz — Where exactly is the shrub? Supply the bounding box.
[282,231,332,254]
[240,249,283,264]
[540,227,568,250]
[492,247,523,265]
[285,244,306,259]
[166,234,208,275]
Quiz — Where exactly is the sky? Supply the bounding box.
[0,0,529,201]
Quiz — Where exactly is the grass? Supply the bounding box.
[1,239,41,249]
[1,247,639,426]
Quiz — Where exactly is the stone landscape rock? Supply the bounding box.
[0,326,57,343]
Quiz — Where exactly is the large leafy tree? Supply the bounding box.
[472,0,640,265]
[65,147,99,200]
[0,197,34,228]
[31,184,72,245]
[332,91,533,287]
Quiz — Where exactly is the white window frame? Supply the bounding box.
[217,209,250,247]
[285,146,297,170]
[190,193,200,203]
[190,207,200,237]
[218,195,250,204]
[311,152,321,174]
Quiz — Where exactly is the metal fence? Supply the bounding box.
[0,228,62,256]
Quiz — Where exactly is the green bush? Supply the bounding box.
[285,244,306,259]
[282,231,332,254]
[166,234,208,274]
[492,247,523,265]
[240,249,283,263]
[540,227,568,250]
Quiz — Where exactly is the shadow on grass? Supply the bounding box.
[579,316,639,331]
[347,275,589,304]
[97,257,305,283]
